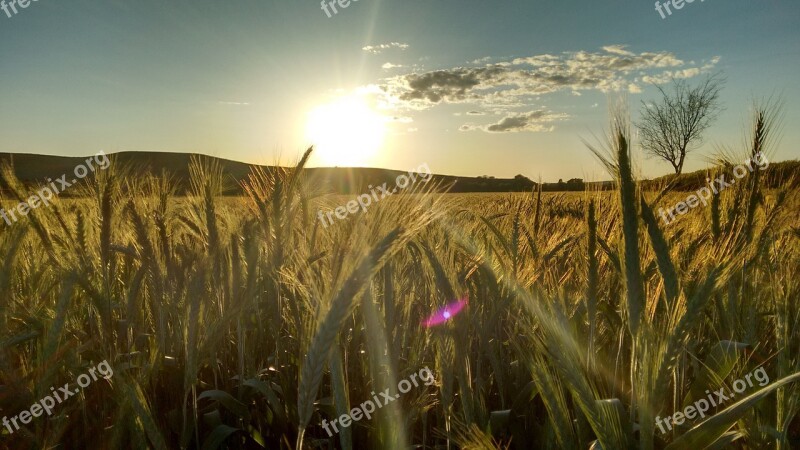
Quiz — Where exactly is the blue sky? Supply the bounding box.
[0,0,798,180]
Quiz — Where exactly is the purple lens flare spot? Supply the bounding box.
[422,298,467,327]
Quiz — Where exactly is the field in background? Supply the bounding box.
[0,140,799,449]
[4,151,798,198]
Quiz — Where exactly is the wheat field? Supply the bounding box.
[1,108,799,450]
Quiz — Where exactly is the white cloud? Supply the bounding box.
[459,110,569,133]
[470,56,493,64]
[602,45,636,56]
[382,62,404,70]
[374,46,719,111]
[362,42,410,54]
[357,46,719,133]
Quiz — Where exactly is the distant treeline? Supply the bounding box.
[0,152,797,196]
[641,160,800,191]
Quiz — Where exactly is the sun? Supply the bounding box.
[305,95,387,167]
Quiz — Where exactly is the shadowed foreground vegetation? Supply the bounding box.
[1,106,799,449]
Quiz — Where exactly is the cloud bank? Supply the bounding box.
[366,45,719,133]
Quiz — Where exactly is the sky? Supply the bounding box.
[0,0,798,181]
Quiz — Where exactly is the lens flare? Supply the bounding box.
[422,298,467,327]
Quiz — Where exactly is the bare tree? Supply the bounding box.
[637,74,724,174]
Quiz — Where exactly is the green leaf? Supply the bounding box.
[488,410,511,437]
[666,371,800,449]
[122,381,170,450]
[705,431,742,450]
[330,345,352,450]
[197,390,250,419]
[201,424,241,450]
[243,378,287,428]
[683,340,748,408]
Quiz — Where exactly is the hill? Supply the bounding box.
[0,151,796,195]
[0,151,535,195]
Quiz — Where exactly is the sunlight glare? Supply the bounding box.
[305,95,386,166]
